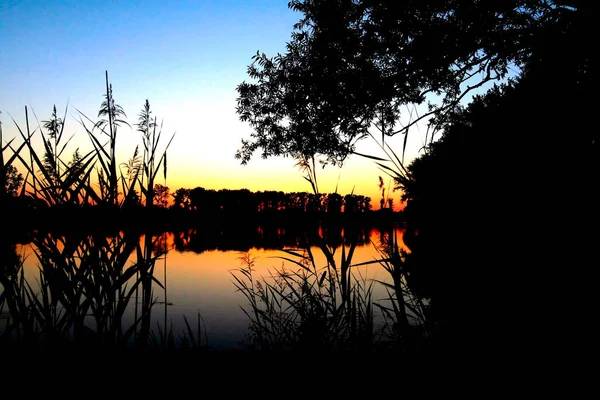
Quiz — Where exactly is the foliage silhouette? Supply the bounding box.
[235,1,586,166]
[235,0,596,366]
[399,15,594,364]
[231,232,376,353]
[0,230,170,352]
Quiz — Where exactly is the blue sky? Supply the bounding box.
[1,0,430,208]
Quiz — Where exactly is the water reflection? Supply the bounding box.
[1,230,166,350]
[168,220,376,254]
[1,223,414,352]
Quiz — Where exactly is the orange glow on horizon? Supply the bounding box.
[162,149,409,212]
[165,175,406,212]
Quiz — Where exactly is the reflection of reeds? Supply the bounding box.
[232,222,431,354]
[231,230,374,353]
[0,231,169,352]
[231,155,412,353]
[1,71,182,352]
[0,243,36,346]
[354,226,430,353]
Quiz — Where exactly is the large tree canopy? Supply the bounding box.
[235,0,589,166]
[235,0,596,364]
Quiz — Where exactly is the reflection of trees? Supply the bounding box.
[171,220,374,254]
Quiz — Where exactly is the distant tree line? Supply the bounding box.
[163,185,373,214]
[155,185,372,214]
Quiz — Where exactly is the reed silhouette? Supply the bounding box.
[0,230,173,351]
[3,3,595,384]
[1,70,403,363]
[233,1,596,376]
[229,155,430,362]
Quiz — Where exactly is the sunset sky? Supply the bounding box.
[1,0,432,210]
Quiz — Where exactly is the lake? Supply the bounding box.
[1,222,416,352]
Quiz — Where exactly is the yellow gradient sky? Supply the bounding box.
[1,1,431,210]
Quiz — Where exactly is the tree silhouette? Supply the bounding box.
[398,19,595,364]
[235,0,596,365]
[235,1,585,167]
[153,184,170,208]
[3,164,23,196]
[324,192,343,214]
[172,188,191,210]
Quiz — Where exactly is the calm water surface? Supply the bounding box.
[10,226,410,350]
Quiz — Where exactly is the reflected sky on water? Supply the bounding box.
[9,226,411,350]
